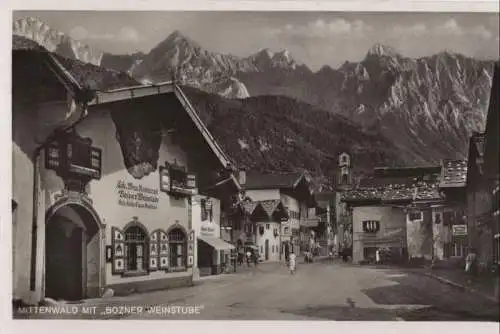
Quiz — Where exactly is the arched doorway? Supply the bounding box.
[45,202,102,301]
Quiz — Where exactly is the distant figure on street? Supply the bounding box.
[341,249,348,263]
[238,249,244,266]
[289,252,297,274]
[375,249,381,264]
[284,243,290,266]
[246,250,252,267]
[253,251,259,267]
[465,250,477,276]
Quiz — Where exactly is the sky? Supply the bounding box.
[13,11,500,70]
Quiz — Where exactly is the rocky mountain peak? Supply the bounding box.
[13,16,103,66]
[366,43,401,58]
[153,30,202,56]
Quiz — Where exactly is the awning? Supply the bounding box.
[198,236,236,251]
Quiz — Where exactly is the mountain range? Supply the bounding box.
[12,17,497,188]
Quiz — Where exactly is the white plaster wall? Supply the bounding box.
[406,210,433,260]
[280,193,300,237]
[432,208,453,260]
[255,222,281,262]
[352,206,406,263]
[40,109,194,287]
[12,143,35,302]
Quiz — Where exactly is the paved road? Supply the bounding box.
[14,261,500,321]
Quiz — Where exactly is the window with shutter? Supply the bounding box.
[149,230,159,271]
[158,230,169,269]
[187,230,195,268]
[111,227,125,274]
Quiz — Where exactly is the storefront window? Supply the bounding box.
[169,228,186,269]
[124,226,148,272]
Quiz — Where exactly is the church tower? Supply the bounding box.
[337,152,352,189]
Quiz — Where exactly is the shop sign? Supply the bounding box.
[116,180,159,209]
[45,133,102,180]
[200,222,216,236]
[452,224,467,236]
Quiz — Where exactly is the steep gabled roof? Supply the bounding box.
[13,35,140,92]
[12,34,234,171]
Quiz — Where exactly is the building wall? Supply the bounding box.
[352,206,406,263]
[12,143,35,302]
[12,100,53,303]
[255,222,281,262]
[191,195,221,239]
[406,209,433,260]
[468,185,495,267]
[191,195,221,275]
[432,207,460,261]
[37,108,195,297]
[280,193,300,242]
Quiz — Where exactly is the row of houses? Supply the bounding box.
[11,35,338,305]
[11,33,498,306]
[340,62,499,273]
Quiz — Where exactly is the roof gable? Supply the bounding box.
[13,35,140,92]
[12,35,234,172]
[244,172,303,190]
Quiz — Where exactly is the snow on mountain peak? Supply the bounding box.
[13,16,103,66]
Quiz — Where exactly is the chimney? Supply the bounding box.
[239,170,246,185]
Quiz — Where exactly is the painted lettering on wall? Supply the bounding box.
[200,223,216,236]
[116,180,159,209]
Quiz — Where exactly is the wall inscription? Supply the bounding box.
[116,180,159,209]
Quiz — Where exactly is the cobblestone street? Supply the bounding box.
[14,261,500,321]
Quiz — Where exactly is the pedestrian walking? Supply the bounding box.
[289,251,297,274]
[284,242,290,267]
[465,249,477,280]
[341,249,348,263]
[246,250,252,267]
[375,248,381,264]
[253,251,259,267]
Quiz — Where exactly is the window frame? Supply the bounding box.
[409,211,422,221]
[168,228,187,271]
[451,236,468,258]
[362,220,380,233]
[122,224,149,277]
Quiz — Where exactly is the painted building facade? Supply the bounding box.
[12,38,236,304]
[351,206,407,263]
[343,164,467,265]
[240,172,316,261]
